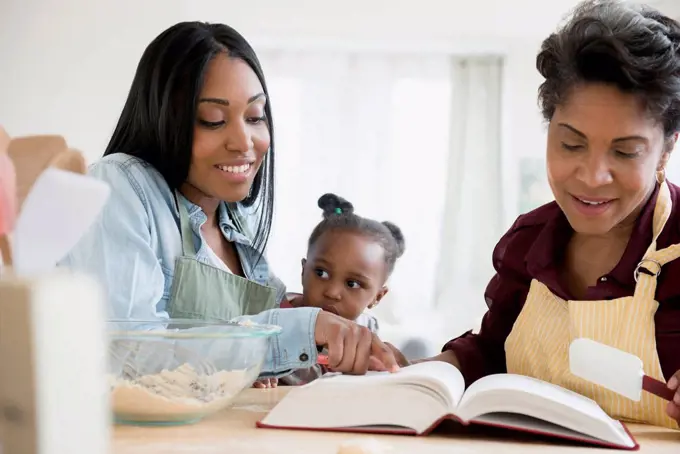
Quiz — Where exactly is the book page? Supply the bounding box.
[456,374,634,448]
[260,361,466,434]
[316,361,466,409]
[260,384,447,434]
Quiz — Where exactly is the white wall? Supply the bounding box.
[2,0,679,187]
[0,0,574,231]
[0,0,577,154]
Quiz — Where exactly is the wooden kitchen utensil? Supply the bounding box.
[7,135,86,212]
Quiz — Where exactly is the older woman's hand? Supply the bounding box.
[666,371,680,423]
[315,311,399,375]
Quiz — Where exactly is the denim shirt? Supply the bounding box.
[58,153,320,376]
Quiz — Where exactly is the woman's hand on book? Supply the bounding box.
[377,345,462,370]
[667,370,680,423]
[314,311,399,375]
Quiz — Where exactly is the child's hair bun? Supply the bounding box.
[382,221,405,258]
[318,193,354,219]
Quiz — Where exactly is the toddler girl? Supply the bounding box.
[279,193,405,385]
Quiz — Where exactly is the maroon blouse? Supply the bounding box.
[444,182,680,386]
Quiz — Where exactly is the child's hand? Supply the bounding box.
[666,370,680,423]
[288,294,304,307]
[253,377,278,389]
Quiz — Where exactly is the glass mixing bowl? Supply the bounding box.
[107,319,281,425]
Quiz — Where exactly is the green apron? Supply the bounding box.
[166,193,279,321]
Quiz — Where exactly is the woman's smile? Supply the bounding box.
[214,161,254,183]
[568,194,617,217]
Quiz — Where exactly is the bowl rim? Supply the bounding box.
[106,319,283,339]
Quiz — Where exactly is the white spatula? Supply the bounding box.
[569,337,674,402]
[12,168,110,277]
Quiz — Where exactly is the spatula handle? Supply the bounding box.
[642,375,676,401]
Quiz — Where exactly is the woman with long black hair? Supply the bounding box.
[60,22,397,381]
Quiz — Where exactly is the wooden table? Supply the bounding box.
[113,388,680,453]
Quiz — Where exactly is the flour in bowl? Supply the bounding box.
[110,364,249,423]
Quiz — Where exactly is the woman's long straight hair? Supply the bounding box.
[104,22,275,256]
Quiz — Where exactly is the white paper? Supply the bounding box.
[11,168,110,277]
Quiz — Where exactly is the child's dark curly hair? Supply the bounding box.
[537,0,680,136]
[308,193,405,275]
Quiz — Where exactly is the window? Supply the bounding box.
[519,157,553,214]
[260,51,505,341]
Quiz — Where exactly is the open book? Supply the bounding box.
[257,361,638,450]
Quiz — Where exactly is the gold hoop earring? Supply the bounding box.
[656,168,666,184]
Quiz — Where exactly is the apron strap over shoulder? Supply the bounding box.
[641,181,672,259]
[635,181,680,282]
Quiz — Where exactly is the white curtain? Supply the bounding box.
[259,51,504,349]
[432,58,505,336]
